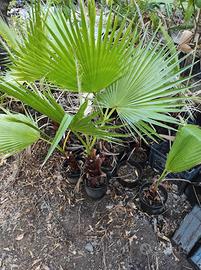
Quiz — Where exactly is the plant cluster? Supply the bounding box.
[0,0,201,204]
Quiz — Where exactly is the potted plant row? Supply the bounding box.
[0,2,198,204]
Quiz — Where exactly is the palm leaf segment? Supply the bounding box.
[166,125,201,173]
[96,40,189,138]
[0,80,65,124]
[9,1,134,93]
[70,101,124,140]
[0,113,40,156]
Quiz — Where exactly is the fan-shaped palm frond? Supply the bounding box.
[1,1,135,92]
[10,2,51,79]
[96,41,191,138]
[165,124,201,173]
[0,113,40,156]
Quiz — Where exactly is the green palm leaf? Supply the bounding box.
[96,42,191,138]
[0,80,65,123]
[5,1,135,92]
[11,2,51,80]
[165,125,201,173]
[0,16,20,50]
[70,101,125,140]
[0,113,40,156]
[44,113,73,165]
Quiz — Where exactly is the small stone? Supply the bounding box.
[163,245,173,256]
[106,205,113,210]
[84,242,94,253]
[172,184,178,191]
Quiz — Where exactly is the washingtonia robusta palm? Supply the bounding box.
[154,124,201,189]
[0,0,193,160]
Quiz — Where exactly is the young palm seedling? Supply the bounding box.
[84,148,107,199]
[63,151,82,184]
[139,124,201,215]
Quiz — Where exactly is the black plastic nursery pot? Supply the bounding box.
[117,160,142,188]
[84,179,107,200]
[101,158,118,180]
[139,182,168,215]
[101,165,116,179]
[66,171,81,184]
[62,160,81,185]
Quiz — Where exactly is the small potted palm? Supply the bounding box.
[63,152,82,184]
[139,124,201,215]
[84,149,107,199]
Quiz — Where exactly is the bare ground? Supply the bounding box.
[0,142,194,270]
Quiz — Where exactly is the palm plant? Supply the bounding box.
[156,124,201,187]
[139,124,201,214]
[0,0,192,169]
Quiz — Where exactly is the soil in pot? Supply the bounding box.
[139,182,168,215]
[117,161,142,188]
[85,176,107,200]
[128,147,148,166]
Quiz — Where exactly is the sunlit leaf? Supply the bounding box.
[166,124,201,173]
[0,113,40,156]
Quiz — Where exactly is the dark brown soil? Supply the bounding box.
[0,142,194,270]
[117,162,140,184]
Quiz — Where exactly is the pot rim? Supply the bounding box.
[67,171,81,178]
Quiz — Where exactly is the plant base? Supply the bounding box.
[139,182,168,215]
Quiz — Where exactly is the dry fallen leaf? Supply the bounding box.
[15,233,24,241]
[178,30,193,46]
[129,234,137,245]
[32,259,42,267]
[179,43,193,53]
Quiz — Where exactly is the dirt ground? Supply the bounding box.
[0,142,194,270]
